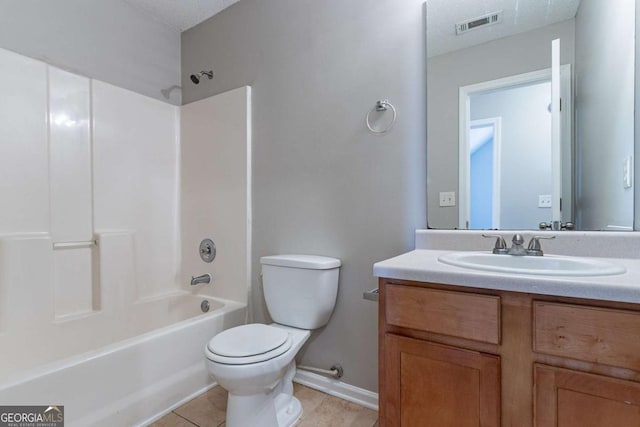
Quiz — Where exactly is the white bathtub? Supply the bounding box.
[0,294,246,427]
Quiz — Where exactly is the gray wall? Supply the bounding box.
[0,0,181,105]
[427,20,575,228]
[576,0,635,230]
[182,0,427,392]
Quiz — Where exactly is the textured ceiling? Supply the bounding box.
[125,0,580,49]
[428,0,581,58]
[123,0,240,32]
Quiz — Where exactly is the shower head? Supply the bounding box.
[190,70,213,84]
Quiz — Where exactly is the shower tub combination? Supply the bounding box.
[0,47,252,427]
[0,291,245,427]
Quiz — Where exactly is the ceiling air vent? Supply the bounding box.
[455,11,503,35]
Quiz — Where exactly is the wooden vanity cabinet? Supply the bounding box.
[378,278,640,427]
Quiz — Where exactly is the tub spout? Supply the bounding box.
[191,273,212,286]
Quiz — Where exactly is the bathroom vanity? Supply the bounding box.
[375,232,640,427]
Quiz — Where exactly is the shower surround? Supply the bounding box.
[0,47,252,426]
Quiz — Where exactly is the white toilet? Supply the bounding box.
[204,254,341,427]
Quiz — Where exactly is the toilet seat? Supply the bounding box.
[206,324,293,365]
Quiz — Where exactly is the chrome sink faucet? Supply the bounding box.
[508,234,527,255]
[483,234,556,256]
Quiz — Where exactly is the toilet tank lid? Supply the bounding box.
[260,254,341,270]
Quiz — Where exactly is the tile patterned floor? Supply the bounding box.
[150,383,378,427]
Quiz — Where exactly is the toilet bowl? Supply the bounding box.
[204,254,341,427]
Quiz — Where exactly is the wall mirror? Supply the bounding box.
[426,0,637,231]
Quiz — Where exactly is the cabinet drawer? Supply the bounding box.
[385,284,501,344]
[534,301,640,370]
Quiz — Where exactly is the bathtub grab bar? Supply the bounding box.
[53,240,97,249]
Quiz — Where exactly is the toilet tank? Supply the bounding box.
[260,255,341,330]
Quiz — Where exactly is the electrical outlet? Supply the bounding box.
[439,191,456,207]
[538,195,552,208]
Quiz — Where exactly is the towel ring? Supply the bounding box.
[366,99,397,134]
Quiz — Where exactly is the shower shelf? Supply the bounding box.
[53,240,97,249]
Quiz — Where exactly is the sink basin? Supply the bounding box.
[437,252,626,276]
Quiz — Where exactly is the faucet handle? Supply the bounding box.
[527,235,556,256]
[482,234,507,254]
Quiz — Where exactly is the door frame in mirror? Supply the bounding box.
[465,117,502,229]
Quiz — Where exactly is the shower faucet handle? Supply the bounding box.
[199,239,216,263]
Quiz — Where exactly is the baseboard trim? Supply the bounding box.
[293,370,378,411]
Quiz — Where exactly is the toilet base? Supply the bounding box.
[226,392,302,427]
[275,394,303,427]
[224,360,302,427]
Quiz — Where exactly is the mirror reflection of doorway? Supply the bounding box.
[469,80,552,230]
[470,118,501,229]
[459,65,572,230]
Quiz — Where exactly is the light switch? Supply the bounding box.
[623,156,633,189]
[538,195,552,208]
[439,191,456,207]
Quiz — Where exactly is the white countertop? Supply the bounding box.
[373,249,640,304]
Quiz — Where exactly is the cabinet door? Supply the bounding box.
[383,334,500,427]
[535,364,640,426]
